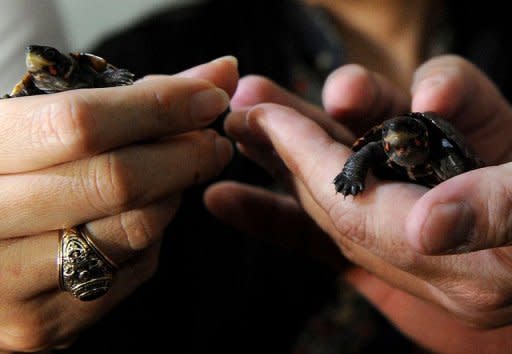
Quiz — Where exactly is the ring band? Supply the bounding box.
[58,226,118,301]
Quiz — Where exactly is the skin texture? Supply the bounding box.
[0,56,238,352]
[204,56,512,354]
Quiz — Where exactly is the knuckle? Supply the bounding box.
[144,84,175,123]
[31,97,97,157]
[142,77,210,123]
[86,153,139,213]
[120,210,161,251]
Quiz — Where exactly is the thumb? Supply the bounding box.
[406,163,512,254]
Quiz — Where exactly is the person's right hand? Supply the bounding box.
[0,56,237,352]
[205,56,512,353]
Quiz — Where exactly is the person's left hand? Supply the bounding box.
[0,56,237,353]
[204,56,512,354]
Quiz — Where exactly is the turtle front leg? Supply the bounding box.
[2,73,41,98]
[4,73,33,98]
[333,141,381,196]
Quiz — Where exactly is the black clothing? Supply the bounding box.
[60,1,512,353]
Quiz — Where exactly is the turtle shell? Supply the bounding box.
[70,52,109,72]
[416,112,481,162]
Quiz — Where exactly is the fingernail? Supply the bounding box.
[421,202,475,253]
[215,136,233,166]
[190,88,230,123]
[211,55,238,68]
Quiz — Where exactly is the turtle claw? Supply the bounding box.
[333,172,364,197]
[100,68,135,86]
[351,184,361,196]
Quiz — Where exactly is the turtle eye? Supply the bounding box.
[44,48,58,60]
[414,138,422,147]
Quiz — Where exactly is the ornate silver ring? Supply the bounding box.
[58,226,118,301]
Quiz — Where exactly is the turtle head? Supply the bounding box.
[25,45,72,74]
[382,116,430,167]
[25,45,74,92]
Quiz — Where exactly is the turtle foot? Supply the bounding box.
[333,172,364,197]
[100,68,135,87]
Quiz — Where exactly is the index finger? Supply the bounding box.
[0,56,237,173]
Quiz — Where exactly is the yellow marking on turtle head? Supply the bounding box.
[383,130,418,145]
[25,52,54,72]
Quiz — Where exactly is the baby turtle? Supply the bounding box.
[333,112,484,196]
[3,45,134,98]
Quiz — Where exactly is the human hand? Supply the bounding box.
[323,55,512,255]
[0,56,237,352]
[205,56,512,353]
